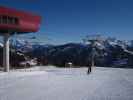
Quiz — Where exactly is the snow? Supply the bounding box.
[0,42,3,47]
[0,71,47,78]
[0,67,133,100]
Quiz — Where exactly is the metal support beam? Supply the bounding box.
[3,33,10,72]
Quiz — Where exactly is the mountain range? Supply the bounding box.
[0,36,133,68]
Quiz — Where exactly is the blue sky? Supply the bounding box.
[1,0,133,44]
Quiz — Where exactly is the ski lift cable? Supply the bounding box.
[11,33,56,45]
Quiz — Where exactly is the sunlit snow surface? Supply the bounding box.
[0,67,133,100]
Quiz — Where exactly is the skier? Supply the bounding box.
[87,48,95,74]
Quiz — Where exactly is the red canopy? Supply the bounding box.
[0,6,41,33]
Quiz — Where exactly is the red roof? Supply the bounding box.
[0,6,41,33]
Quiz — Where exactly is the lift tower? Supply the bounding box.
[0,6,41,72]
